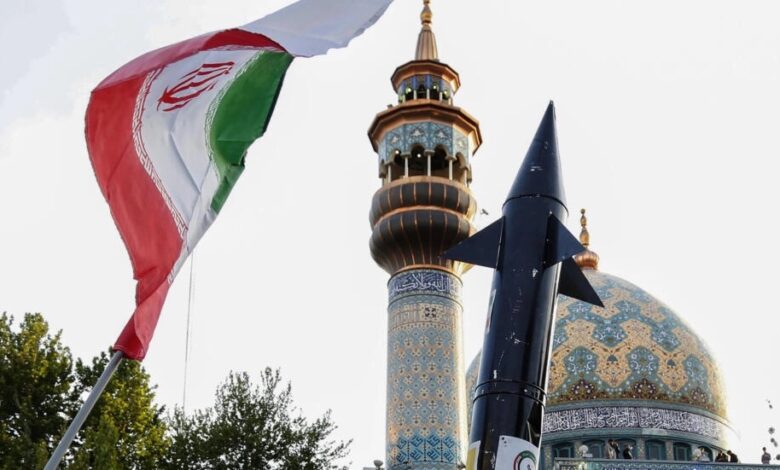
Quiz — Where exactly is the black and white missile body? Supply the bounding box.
[445,102,603,470]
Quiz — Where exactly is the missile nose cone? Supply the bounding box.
[507,101,567,208]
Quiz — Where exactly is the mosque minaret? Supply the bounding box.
[367,1,482,468]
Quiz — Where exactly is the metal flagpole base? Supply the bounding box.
[44,350,124,470]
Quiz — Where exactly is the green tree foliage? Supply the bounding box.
[163,368,351,470]
[71,414,120,470]
[0,313,78,469]
[0,313,169,469]
[0,313,350,469]
[164,407,211,470]
[69,351,170,469]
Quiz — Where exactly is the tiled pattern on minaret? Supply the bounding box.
[387,269,466,470]
[378,122,470,162]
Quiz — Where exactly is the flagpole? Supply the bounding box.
[44,350,124,470]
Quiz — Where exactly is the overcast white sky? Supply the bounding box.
[2,0,780,467]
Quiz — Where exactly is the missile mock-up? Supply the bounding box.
[445,102,603,470]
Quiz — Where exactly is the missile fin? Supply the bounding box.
[442,217,503,269]
[544,215,586,268]
[559,257,604,307]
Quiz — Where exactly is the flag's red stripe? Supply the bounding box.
[115,280,172,360]
[97,29,286,90]
[87,75,184,361]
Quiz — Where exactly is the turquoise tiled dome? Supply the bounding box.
[466,269,727,419]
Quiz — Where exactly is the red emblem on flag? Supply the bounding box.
[157,62,235,112]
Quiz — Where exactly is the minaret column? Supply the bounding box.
[386,269,467,469]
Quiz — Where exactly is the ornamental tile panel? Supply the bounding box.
[453,132,469,157]
[430,124,453,150]
[389,270,462,302]
[379,123,470,162]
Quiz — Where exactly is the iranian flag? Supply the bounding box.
[87,0,393,360]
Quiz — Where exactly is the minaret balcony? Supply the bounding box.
[391,60,461,95]
[369,175,477,276]
[368,100,482,177]
[396,75,453,104]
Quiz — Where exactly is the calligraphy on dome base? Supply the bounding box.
[543,406,729,441]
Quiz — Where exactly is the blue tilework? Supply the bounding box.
[379,123,470,163]
[466,270,727,425]
[387,270,465,470]
[548,271,726,416]
[389,269,462,303]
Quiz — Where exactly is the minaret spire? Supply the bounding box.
[415,0,439,61]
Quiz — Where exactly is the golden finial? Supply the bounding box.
[415,0,439,61]
[421,0,433,25]
[574,208,600,270]
[579,208,590,247]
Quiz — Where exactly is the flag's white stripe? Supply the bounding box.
[137,50,259,229]
[243,0,393,57]
[169,164,220,282]
[132,68,188,237]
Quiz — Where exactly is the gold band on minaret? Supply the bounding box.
[415,0,439,61]
[574,208,600,270]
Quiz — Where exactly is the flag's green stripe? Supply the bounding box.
[208,51,293,213]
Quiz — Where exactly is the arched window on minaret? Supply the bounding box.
[404,85,414,102]
[409,145,426,176]
[391,149,402,166]
[430,146,448,178]
[387,149,403,183]
[430,82,440,101]
[417,84,427,100]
